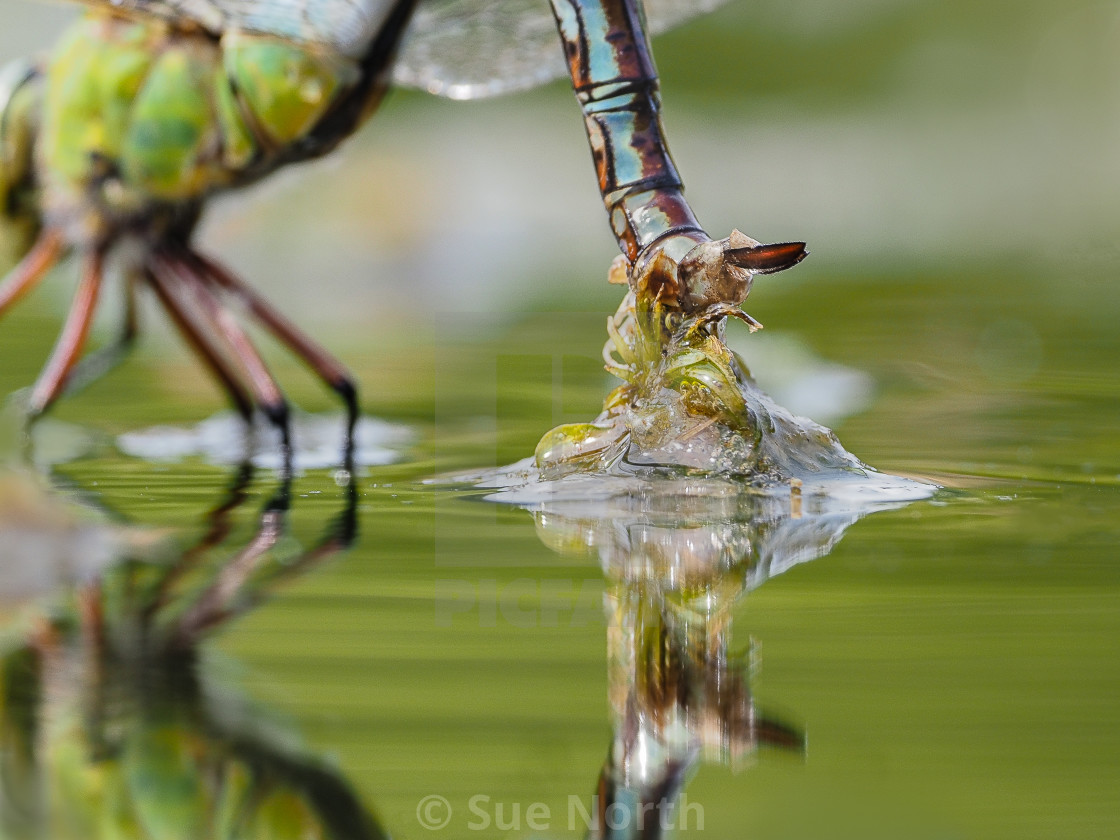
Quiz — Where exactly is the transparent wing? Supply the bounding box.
[393,0,730,100]
[76,0,395,56]
[645,0,731,34]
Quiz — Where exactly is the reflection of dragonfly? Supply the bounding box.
[0,0,805,455]
[521,482,918,838]
[0,465,375,839]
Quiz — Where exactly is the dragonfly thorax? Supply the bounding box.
[35,11,365,247]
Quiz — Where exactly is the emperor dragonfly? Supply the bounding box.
[0,0,807,452]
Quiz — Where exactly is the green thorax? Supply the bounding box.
[41,11,359,213]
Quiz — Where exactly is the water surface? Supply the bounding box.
[0,1,1118,836]
[2,250,1116,839]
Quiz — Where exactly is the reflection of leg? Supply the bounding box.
[171,511,283,642]
[266,480,358,585]
[146,264,254,421]
[63,270,141,397]
[28,249,105,417]
[170,471,292,645]
[169,471,362,646]
[76,579,115,758]
[151,251,291,449]
[141,461,256,628]
[0,229,64,319]
[191,250,359,438]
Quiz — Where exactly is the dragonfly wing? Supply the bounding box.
[77,0,396,56]
[644,0,730,34]
[392,0,561,100]
[393,0,730,100]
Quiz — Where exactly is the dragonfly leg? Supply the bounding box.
[149,250,290,449]
[188,250,360,441]
[145,264,254,421]
[550,0,806,310]
[61,268,141,398]
[0,228,65,319]
[26,248,105,418]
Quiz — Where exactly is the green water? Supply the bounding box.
[1,255,1116,839]
[1,0,1118,837]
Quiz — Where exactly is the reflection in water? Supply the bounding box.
[0,466,383,840]
[530,483,908,838]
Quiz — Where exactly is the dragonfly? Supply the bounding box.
[0,0,807,453]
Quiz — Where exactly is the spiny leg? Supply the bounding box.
[145,263,254,421]
[27,248,105,418]
[0,228,65,319]
[189,250,360,440]
[150,250,291,450]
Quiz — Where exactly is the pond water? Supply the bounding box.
[1,1,1118,838]
[1,252,1116,839]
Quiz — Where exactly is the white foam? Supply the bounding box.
[453,456,934,513]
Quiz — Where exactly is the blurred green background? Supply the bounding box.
[5,0,1116,328]
[3,0,1117,474]
[0,2,1117,839]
